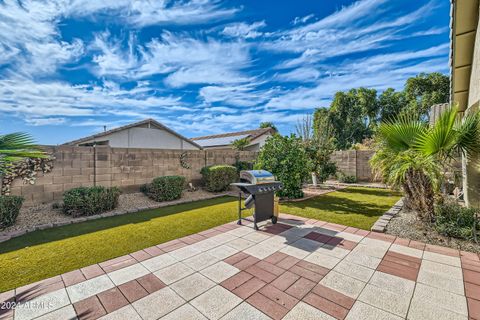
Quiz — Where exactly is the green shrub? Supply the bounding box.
[434,201,479,240]
[338,172,357,183]
[201,165,237,192]
[232,160,253,173]
[63,186,121,217]
[255,134,311,199]
[0,195,24,228]
[143,176,185,202]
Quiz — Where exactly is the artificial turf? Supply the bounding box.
[281,187,402,230]
[0,187,400,292]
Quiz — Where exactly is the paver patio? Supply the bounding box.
[1,213,479,320]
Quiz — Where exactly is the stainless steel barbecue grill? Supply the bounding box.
[231,170,283,230]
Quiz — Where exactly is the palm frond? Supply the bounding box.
[376,113,427,152]
[455,111,480,158]
[414,105,458,157]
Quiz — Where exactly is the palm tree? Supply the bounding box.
[0,133,46,191]
[232,137,250,151]
[370,105,480,221]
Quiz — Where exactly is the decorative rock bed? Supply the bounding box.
[0,189,233,243]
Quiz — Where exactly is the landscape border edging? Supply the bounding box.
[371,197,404,233]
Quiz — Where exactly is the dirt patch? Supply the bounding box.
[386,208,480,253]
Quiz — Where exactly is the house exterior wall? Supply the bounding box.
[464,11,480,207]
[8,146,256,206]
[76,127,200,150]
[246,134,272,151]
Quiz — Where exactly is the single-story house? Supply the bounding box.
[191,128,275,151]
[63,119,202,150]
[450,0,480,207]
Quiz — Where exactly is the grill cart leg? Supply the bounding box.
[237,192,242,225]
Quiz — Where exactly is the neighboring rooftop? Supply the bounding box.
[63,118,202,150]
[191,128,275,148]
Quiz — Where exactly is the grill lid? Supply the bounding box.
[240,170,275,184]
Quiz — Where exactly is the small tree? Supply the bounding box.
[297,115,337,184]
[259,122,278,132]
[255,134,310,199]
[232,137,250,151]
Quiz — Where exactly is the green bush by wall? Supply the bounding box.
[63,186,121,216]
[201,165,237,192]
[143,175,185,202]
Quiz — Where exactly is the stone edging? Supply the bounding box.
[371,197,404,233]
[0,193,231,244]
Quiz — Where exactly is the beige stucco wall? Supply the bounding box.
[78,127,200,150]
[463,10,480,208]
[8,146,257,206]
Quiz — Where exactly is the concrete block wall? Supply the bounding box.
[331,150,376,182]
[9,146,257,206]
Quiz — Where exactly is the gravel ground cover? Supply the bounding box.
[1,189,230,233]
[386,208,480,253]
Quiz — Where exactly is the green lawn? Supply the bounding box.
[281,187,401,230]
[0,196,243,292]
[0,187,400,292]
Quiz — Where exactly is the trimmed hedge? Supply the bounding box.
[233,160,253,173]
[0,195,24,228]
[143,175,185,202]
[63,186,121,217]
[201,165,237,192]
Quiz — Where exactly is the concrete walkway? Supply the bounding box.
[1,214,479,320]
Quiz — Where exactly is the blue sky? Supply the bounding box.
[0,0,450,145]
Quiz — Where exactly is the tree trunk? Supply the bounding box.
[403,169,435,221]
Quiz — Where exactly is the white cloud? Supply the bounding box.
[25,117,67,126]
[92,31,252,87]
[0,79,183,118]
[198,81,280,108]
[264,0,439,69]
[292,14,315,25]
[222,21,266,39]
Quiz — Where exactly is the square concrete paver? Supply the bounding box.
[343,250,382,269]
[154,262,195,285]
[168,245,202,261]
[221,302,271,320]
[226,238,255,251]
[191,286,242,320]
[283,301,336,320]
[207,245,238,260]
[417,260,465,295]
[408,283,468,319]
[304,251,341,269]
[423,251,462,267]
[132,287,185,320]
[66,274,115,303]
[141,253,177,272]
[346,301,403,320]
[184,252,219,271]
[108,263,150,286]
[16,291,71,320]
[35,305,76,320]
[170,273,215,301]
[319,271,366,299]
[99,305,142,320]
[333,260,374,282]
[160,303,207,320]
[200,261,240,283]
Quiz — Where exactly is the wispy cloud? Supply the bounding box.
[222,21,266,39]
